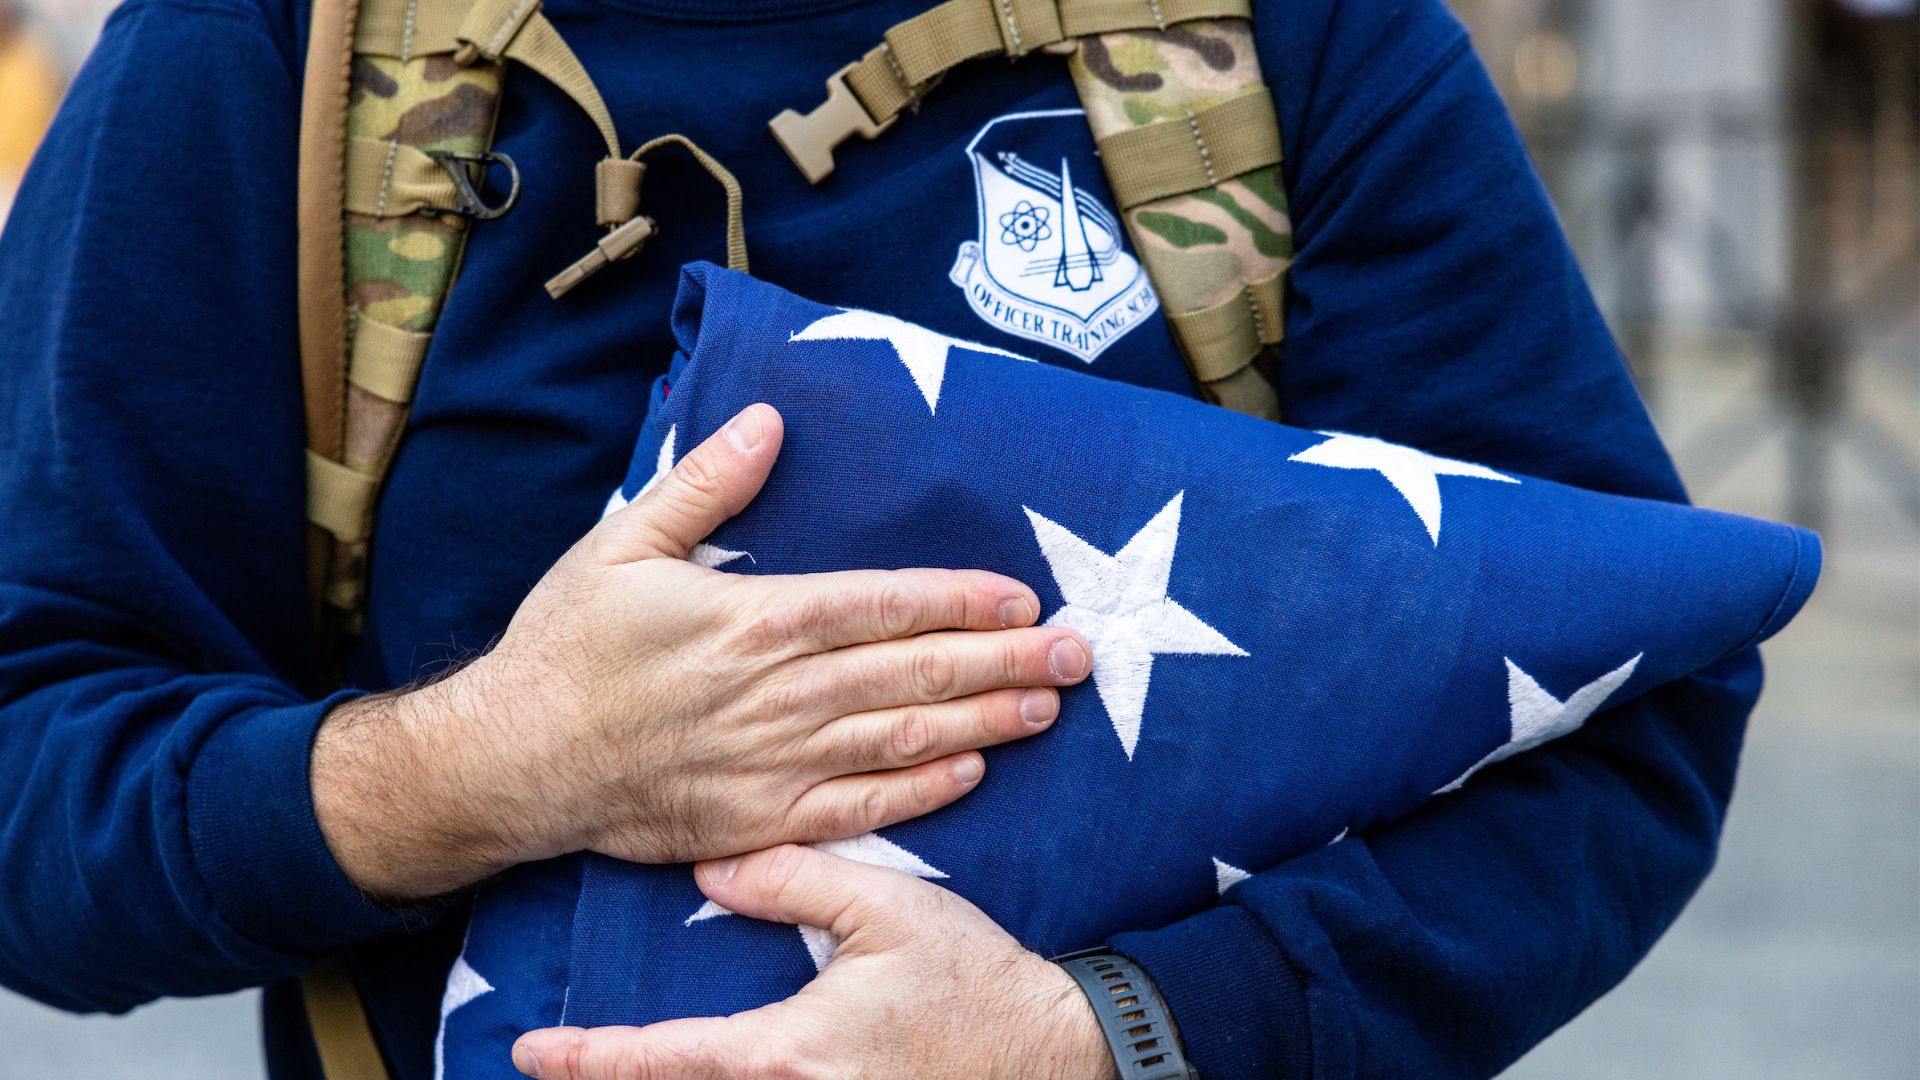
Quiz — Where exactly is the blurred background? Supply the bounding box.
[0,0,1915,1076]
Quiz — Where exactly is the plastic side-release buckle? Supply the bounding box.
[768,63,896,185]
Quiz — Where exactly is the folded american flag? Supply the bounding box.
[437,264,1818,1078]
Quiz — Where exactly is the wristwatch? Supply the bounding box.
[1053,947,1201,1080]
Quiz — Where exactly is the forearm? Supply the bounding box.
[309,666,560,904]
[0,638,413,1011]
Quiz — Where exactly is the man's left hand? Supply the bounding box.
[511,844,1120,1080]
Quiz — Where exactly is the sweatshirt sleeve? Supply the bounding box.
[1109,4,1759,1076]
[0,0,414,1013]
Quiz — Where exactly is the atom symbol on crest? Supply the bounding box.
[997,200,1053,251]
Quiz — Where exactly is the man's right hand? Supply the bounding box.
[310,404,1091,902]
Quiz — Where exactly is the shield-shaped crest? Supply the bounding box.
[948,110,1159,363]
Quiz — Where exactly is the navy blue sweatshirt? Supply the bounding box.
[0,0,1761,1077]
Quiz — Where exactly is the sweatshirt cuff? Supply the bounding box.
[186,690,419,954]
[1110,902,1312,1080]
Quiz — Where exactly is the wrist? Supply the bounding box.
[310,677,517,901]
[1027,953,1122,1080]
[1052,948,1196,1080]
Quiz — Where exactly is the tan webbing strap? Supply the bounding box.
[307,451,382,543]
[352,0,466,58]
[773,0,1248,183]
[842,0,1064,124]
[301,958,390,1080]
[1099,87,1281,208]
[342,137,465,217]
[1164,270,1285,381]
[1058,0,1247,35]
[454,0,621,160]
[348,312,433,402]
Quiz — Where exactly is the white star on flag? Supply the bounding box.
[1025,492,1247,759]
[1288,432,1518,544]
[1212,857,1251,895]
[1438,653,1643,793]
[685,832,946,971]
[432,950,495,1080]
[601,424,748,569]
[790,309,1030,413]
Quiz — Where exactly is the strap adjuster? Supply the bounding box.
[768,63,896,185]
[423,150,522,220]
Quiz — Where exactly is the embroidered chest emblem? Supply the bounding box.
[948,109,1159,363]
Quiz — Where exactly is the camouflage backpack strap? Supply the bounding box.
[300,0,514,639]
[769,0,1289,419]
[1068,20,1288,419]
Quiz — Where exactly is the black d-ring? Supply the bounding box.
[424,150,521,220]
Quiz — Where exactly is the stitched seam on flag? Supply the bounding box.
[1732,524,1809,655]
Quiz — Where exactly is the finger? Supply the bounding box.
[596,404,783,562]
[694,843,934,940]
[741,567,1041,655]
[807,626,1091,715]
[514,1017,745,1080]
[780,751,986,841]
[808,687,1057,775]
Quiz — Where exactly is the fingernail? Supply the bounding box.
[998,596,1034,628]
[722,407,763,451]
[1020,688,1056,728]
[704,856,741,885]
[951,754,984,786]
[513,1043,542,1078]
[1048,637,1090,681]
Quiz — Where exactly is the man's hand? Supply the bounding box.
[311,404,1092,901]
[511,844,1119,1080]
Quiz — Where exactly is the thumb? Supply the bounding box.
[600,404,783,562]
[694,844,930,946]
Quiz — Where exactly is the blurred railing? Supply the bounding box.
[1449,0,1918,534]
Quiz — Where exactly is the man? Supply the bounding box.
[0,1,1761,1078]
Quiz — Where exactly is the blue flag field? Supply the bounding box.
[437,265,1820,1078]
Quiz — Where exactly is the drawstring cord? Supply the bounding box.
[546,135,750,298]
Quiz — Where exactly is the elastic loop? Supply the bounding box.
[1098,86,1281,208]
[1163,269,1286,381]
[348,312,433,403]
[306,451,382,543]
[343,137,463,218]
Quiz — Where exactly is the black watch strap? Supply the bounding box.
[1053,947,1201,1080]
